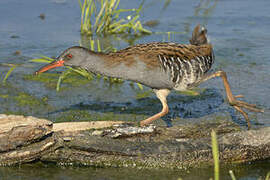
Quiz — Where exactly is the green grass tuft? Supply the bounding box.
[79,0,151,36]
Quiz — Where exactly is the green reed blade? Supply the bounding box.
[30,58,52,63]
[36,55,55,61]
[67,66,93,80]
[2,64,17,84]
[94,0,107,32]
[136,83,143,90]
[211,130,219,180]
[266,171,270,180]
[112,8,136,15]
[56,69,72,91]
[110,23,129,33]
[81,0,87,32]
[109,19,124,28]
[83,0,92,33]
[229,170,237,180]
[113,0,120,11]
[97,39,101,52]
[137,24,152,34]
[78,0,82,10]
[167,31,171,41]
[108,0,116,9]
[90,39,95,51]
[84,0,92,26]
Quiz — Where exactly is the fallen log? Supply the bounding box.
[0,114,269,169]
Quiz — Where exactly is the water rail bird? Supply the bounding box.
[35,25,263,128]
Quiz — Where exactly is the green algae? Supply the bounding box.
[135,90,152,99]
[14,92,47,107]
[24,73,59,89]
[0,94,9,98]
[24,71,124,92]
[24,72,91,90]
[0,83,53,116]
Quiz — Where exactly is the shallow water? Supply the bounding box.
[0,0,269,179]
[0,161,269,180]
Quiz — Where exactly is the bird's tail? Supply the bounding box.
[189,24,209,46]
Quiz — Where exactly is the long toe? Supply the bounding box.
[234,99,264,112]
[229,95,264,113]
[233,105,251,129]
[230,96,264,129]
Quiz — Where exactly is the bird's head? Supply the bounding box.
[189,24,209,46]
[35,46,88,75]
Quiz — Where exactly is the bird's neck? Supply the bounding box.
[81,51,131,79]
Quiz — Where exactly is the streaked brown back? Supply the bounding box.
[103,42,213,69]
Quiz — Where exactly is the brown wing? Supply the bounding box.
[104,42,213,70]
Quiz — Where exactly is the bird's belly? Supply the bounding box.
[100,61,174,89]
[129,67,174,89]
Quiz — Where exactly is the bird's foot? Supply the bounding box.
[229,94,263,112]
[228,95,264,129]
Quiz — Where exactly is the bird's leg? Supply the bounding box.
[140,89,170,126]
[197,70,263,129]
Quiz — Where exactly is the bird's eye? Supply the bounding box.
[66,53,73,59]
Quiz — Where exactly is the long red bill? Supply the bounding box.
[35,60,64,75]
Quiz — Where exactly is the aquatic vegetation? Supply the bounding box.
[78,0,151,35]
[24,71,91,90]
[229,170,237,180]
[266,172,270,180]
[211,130,219,180]
[0,83,53,116]
[14,92,47,107]
[1,64,17,84]
[0,94,9,98]
[135,90,152,99]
